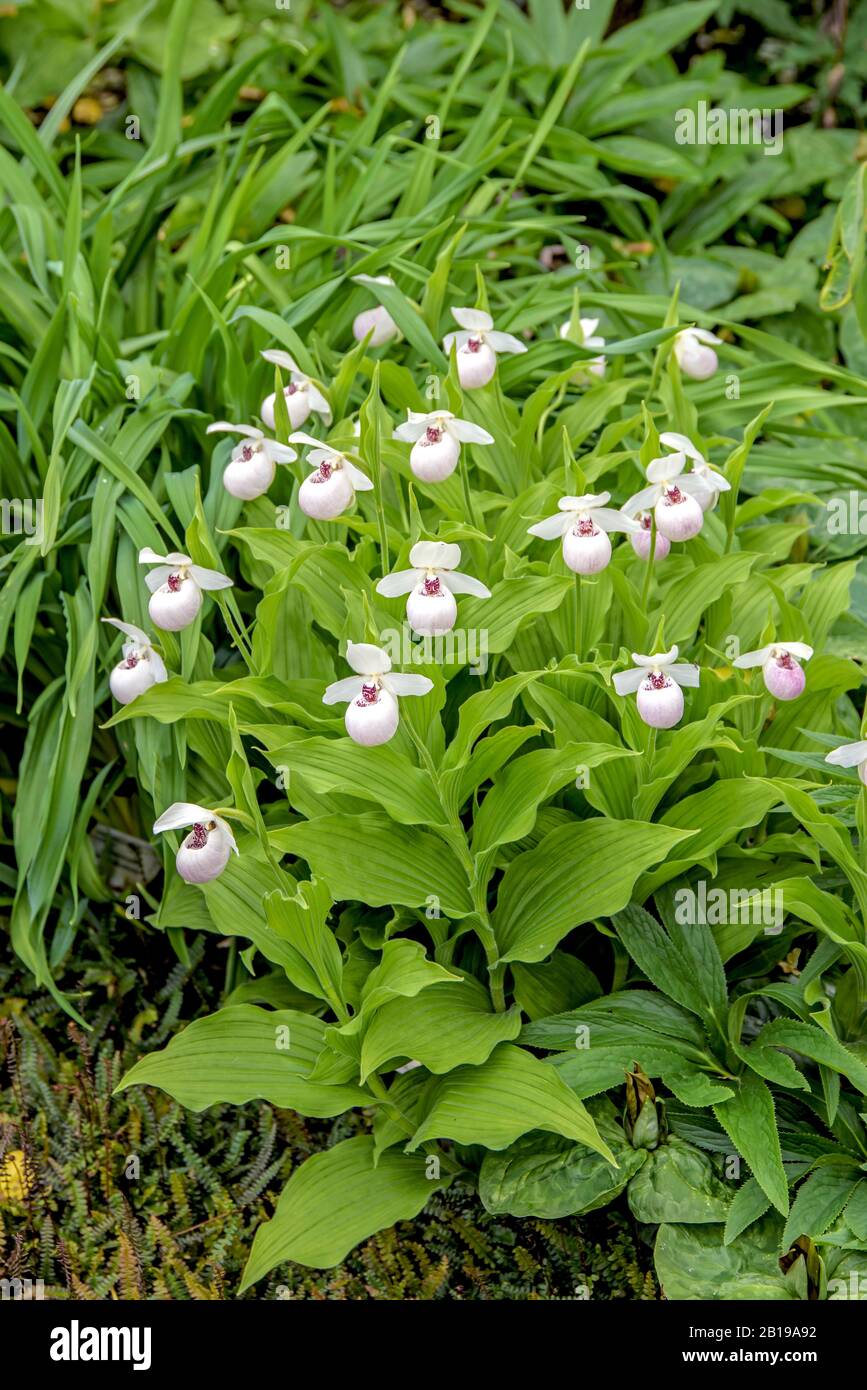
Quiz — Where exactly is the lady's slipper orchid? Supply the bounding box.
[673,327,722,381]
[624,453,711,543]
[629,512,671,562]
[289,432,374,519]
[153,802,239,884]
[559,317,606,378]
[323,641,433,746]
[206,422,297,500]
[101,618,168,704]
[351,275,400,346]
[528,492,639,576]
[259,349,332,433]
[138,549,233,631]
[392,410,494,483]
[443,307,527,389]
[659,431,731,513]
[825,741,867,786]
[733,642,813,701]
[376,541,490,636]
[613,647,700,729]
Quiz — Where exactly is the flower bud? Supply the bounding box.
[148,574,202,631]
[410,428,460,482]
[762,651,806,701]
[175,821,231,883]
[561,523,612,575]
[353,306,399,347]
[298,464,355,519]
[654,488,703,542]
[636,675,684,729]
[406,576,458,636]
[456,338,497,389]
[674,330,718,380]
[223,445,276,500]
[344,685,400,746]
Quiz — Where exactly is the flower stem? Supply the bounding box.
[574,575,583,659]
[640,517,658,612]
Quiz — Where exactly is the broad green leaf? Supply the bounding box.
[714,1074,789,1216]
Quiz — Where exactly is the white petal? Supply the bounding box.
[691,328,722,345]
[307,384,332,422]
[659,431,702,462]
[376,568,420,597]
[261,348,300,373]
[410,541,460,570]
[825,740,867,768]
[344,459,374,491]
[646,454,685,484]
[622,485,662,517]
[667,663,701,689]
[592,507,641,534]
[207,421,263,441]
[154,802,214,834]
[451,306,493,332]
[149,649,169,683]
[528,513,571,540]
[579,318,600,338]
[732,645,774,670]
[441,571,490,597]
[188,564,233,592]
[384,672,434,697]
[213,816,240,856]
[101,617,152,647]
[485,330,527,355]
[265,441,298,464]
[393,419,429,442]
[447,418,494,445]
[144,566,174,593]
[353,274,394,287]
[443,330,471,353]
[289,430,340,455]
[783,642,813,662]
[612,667,646,695]
[322,675,365,706]
[347,641,391,675]
[560,492,610,511]
[644,645,679,666]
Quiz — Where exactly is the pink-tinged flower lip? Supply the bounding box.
[124,654,140,669]
[314,460,333,482]
[423,575,442,595]
[467,337,482,352]
[576,517,597,537]
[648,673,669,690]
[167,573,182,592]
[187,822,209,849]
[285,382,298,395]
[360,681,379,703]
[640,513,652,530]
[664,485,684,505]
[425,425,442,444]
[775,650,795,668]
[240,444,254,461]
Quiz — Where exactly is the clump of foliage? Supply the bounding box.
[2,0,867,1300]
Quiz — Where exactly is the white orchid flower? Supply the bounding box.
[206,421,297,501]
[393,409,494,483]
[138,549,233,632]
[528,492,639,576]
[323,641,433,746]
[659,431,731,513]
[376,541,491,636]
[612,646,700,729]
[259,349,332,432]
[443,307,527,389]
[559,316,606,379]
[101,617,168,705]
[825,740,867,787]
[289,431,374,520]
[623,453,712,543]
[153,802,239,884]
[351,274,400,346]
[733,641,813,701]
[673,327,722,381]
[629,512,670,563]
